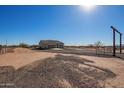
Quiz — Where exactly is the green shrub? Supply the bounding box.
[19,43,29,48]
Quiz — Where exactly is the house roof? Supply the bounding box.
[39,40,64,45]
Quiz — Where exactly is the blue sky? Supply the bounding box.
[0,5,124,45]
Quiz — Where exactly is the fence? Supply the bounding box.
[96,46,113,55]
[0,46,7,54]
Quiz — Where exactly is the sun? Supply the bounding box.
[81,5,96,11]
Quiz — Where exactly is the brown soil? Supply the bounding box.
[14,54,116,88]
[0,48,124,88]
[0,48,56,69]
[14,48,34,53]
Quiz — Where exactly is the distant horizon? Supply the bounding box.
[4,40,123,46]
[0,5,124,46]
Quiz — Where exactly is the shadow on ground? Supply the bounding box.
[0,55,116,88]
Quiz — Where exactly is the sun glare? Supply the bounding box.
[82,5,96,11]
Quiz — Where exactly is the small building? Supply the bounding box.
[39,40,64,49]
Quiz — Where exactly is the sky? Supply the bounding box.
[0,5,124,46]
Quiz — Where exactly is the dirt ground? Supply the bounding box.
[0,48,124,88]
[79,54,124,87]
[0,48,56,69]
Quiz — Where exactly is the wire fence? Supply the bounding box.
[96,46,124,58]
[0,46,7,54]
[96,47,113,55]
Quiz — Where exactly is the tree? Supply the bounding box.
[19,43,29,48]
[94,41,104,55]
[88,44,94,48]
[94,41,104,48]
[0,45,2,50]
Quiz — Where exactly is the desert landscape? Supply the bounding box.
[0,5,124,88]
[0,47,124,88]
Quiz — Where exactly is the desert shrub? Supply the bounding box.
[0,45,2,50]
[30,45,39,48]
[19,43,29,48]
[94,41,104,48]
[87,44,94,48]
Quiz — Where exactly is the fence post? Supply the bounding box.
[120,33,122,54]
[113,30,116,56]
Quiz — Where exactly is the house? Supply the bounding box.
[39,40,64,49]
